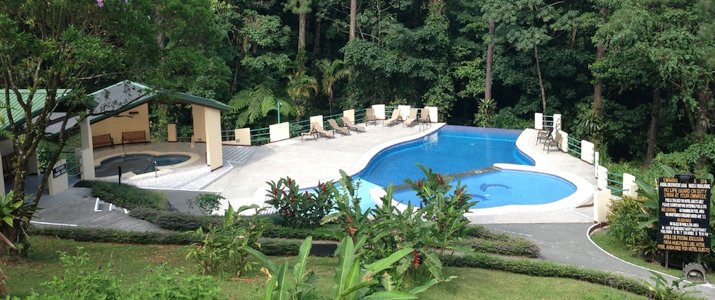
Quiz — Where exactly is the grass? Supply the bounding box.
[590,230,682,278]
[3,236,645,299]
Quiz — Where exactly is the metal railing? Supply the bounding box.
[567,135,581,158]
[542,115,554,129]
[250,127,270,145]
[606,171,625,195]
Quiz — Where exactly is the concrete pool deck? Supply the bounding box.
[200,124,597,224]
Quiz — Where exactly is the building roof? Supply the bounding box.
[1,89,72,131]
[88,81,231,124]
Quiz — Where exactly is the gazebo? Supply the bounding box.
[77,81,231,179]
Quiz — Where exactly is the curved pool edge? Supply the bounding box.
[365,127,594,217]
[311,123,447,185]
[464,163,594,216]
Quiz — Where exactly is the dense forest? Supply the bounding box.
[2,0,714,170]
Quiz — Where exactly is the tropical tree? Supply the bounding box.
[229,85,294,128]
[286,70,318,120]
[317,59,350,114]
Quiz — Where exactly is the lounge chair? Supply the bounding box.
[384,109,401,126]
[311,122,335,139]
[365,108,377,125]
[328,119,350,135]
[300,123,318,141]
[341,116,365,133]
[403,108,418,127]
[543,131,562,154]
[419,109,430,123]
[536,126,553,145]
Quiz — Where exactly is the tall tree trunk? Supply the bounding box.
[349,0,356,41]
[298,12,306,51]
[534,46,547,112]
[695,88,710,137]
[312,8,321,58]
[485,19,495,101]
[592,7,607,116]
[644,88,660,166]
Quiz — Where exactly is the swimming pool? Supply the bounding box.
[353,125,577,209]
[95,154,190,177]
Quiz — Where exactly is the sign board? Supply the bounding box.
[657,176,711,253]
[52,163,67,178]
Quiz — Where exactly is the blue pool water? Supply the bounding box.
[352,125,576,209]
[392,170,576,209]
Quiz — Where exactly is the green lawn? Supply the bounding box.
[590,230,683,278]
[3,236,644,299]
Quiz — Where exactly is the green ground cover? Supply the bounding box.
[3,236,645,299]
[591,230,682,278]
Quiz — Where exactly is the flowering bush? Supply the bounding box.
[265,177,335,228]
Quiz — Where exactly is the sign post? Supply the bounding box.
[657,176,711,253]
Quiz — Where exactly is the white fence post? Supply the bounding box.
[623,173,638,198]
[581,140,594,164]
[553,114,562,131]
[560,131,568,152]
[269,122,290,142]
[372,104,386,120]
[597,166,608,190]
[594,151,600,178]
[594,189,612,223]
[535,113,543,130]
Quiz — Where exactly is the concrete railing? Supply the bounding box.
[534,113,639,223]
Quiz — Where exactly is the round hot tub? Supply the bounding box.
[95,154,190,177]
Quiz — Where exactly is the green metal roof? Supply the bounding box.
[88,81,230,125]
[1,89,72,131]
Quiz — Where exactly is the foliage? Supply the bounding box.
[189,193,225,216]
[465,226,540,258]
[643,272,701,300]
[229,84,295,128]
[187,205,268,276]
[265,177,335,229]
[317,59,350,114]
[129,208,221,231]
[655,135,715,174]
[474,98,497,127]
[0,232,14,297]
[286,70,319,121]
[0,191,35,256]
[492,107,532,130]
[30,249,223,300]
[323,168,467,291]
[90,181,169,210]
[439,253,651,297]
[247,235,446,300]
[606,197,649,254]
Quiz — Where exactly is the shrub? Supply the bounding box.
[439,253,650,297]
[90,181,168,210]
[465,225,540,258]
[29,226,201,244]
[189,193,225,215]
[129,208,222,231]
[41,249,123,299]
[187,205,269,276]
[28,249,223,300]
[265,177,334,228]
[606,197,649,253]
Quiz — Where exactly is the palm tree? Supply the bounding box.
[286,70,318,121]
[229,85,295,127]
[317,59,350,114]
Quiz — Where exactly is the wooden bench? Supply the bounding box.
[122,130,147,144]
[92,134,114,149]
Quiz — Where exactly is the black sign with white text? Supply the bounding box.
[656,177,711,253]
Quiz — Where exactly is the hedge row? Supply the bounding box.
[129,208,221,231]
[440,253,650,297]
[29,226,300,256]
[90,181,169,210]
[128,208,339,240]
[465,237,540,258]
